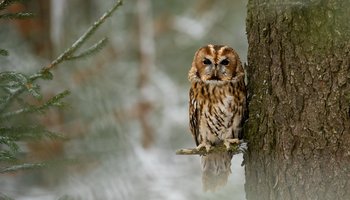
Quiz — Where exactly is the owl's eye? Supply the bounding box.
[220,59,229,65]
[203,58,212,65]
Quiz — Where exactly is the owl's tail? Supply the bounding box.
[201,151,233,192]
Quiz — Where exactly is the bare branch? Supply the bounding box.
[176,143,241,156]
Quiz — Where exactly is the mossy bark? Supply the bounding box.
[244,0,350,199]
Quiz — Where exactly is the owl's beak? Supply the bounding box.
[212,68,220,80]
[214,64,218,77]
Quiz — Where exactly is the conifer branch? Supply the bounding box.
[66,38,108,60]
[0,126,63,140]
[0,90,70,118]
[0,150,16,161]
[0,136,19,152]
[0,49,8,56]
[0,163,46,173]
[41,0,123,72]
[0,0,123,112]
[0,72,30,111]
[0,88,23,112]
[0,12,35,19]
[0,1,123,181]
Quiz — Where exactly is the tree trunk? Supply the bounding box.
[244,1,350,200]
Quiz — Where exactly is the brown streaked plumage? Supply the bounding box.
[188,44,247,191]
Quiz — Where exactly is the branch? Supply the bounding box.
[41,0,123,73]
[0,88,24,112]
[0,12,35,20]
[0,49,8,56]
[0,163,46,173]
[0,0,123,112]
[66,38,108,60]
[0,150,16,161]
[0,90,70,118]
[176,143,241,156]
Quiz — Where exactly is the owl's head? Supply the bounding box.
[188,44,244,83]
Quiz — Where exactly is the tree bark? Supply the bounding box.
[244,0,350,199]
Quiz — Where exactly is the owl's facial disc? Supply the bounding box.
[202,57,231,81]
[189,44,242,83]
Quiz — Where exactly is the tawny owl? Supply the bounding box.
[189,44,246,151]
[188,44,247,191]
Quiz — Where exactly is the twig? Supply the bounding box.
[0,90,70,118]
[66,38,108,60]
[0,12,35,19]
[0,163,46,173]
[176,143,241,156]
[41,0,123,73]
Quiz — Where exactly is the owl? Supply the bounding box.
[188,44,246,152]
[188,44,247,191]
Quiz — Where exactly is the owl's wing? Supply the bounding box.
[189,87,200,146]
[238,79,248,139]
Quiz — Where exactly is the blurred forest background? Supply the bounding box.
[0,0,248,199]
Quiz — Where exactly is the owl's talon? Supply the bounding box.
[205,145,212,152]
[196,143,212,153]
[224,142,230,150]
[224,138,240,150]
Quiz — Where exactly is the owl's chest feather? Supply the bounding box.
[197,83,236,112]
[196,83,238,140]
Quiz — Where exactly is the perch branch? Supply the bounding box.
[176,143,241,156]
